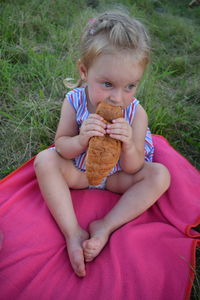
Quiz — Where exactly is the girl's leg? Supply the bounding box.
[34,149,89,277]
[83,162,170,262]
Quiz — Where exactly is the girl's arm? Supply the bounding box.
[121,104,148,173]
[107,104,148,173]
[55,98,106,159]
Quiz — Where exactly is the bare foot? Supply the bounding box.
[66,228,89,277]
[82,219,110,262]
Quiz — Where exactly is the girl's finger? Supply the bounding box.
[88,124,106,134]
[107,128,129,136]
[85,116,106,128]
[112,118,126,123]
[87,130,105,137]
[86,119,106,128]
[109,134,127,142]
[88,113,104,121]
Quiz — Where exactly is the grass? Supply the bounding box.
[0,0,199,297]
[0,0,199,176]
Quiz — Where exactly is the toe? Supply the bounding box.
[70,249,86,277]
[75,264,86,277]
[84,253,94,262]
[83,240,96,250]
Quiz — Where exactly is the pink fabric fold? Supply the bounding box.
[0,135,199,300]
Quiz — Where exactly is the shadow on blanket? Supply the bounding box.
[0,135,199,300]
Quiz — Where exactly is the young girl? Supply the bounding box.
[34,10,170,278]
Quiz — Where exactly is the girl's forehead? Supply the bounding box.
[90,53,144,82]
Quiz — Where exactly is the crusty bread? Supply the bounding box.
[86,102,123,186]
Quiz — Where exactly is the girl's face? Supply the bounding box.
[78,52,145,112]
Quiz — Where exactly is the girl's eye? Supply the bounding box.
[103,82,112,88]
[126,84,135,90]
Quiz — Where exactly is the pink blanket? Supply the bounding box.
[0,135,199,300]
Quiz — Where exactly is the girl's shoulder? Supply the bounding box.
[65,87,86,98]
[124,97,140,124]
[65,87,87,111]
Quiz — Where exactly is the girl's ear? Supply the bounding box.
[77,59,88,81]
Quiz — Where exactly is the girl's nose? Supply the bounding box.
[108,89,122,105]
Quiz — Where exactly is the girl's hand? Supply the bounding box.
[79,114,106,148]
[106,118,133,150]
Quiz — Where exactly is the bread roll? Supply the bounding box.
[86,102,123,186]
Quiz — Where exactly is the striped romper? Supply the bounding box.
[66,88,154,187]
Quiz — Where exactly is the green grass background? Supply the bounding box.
[1,0,200,177]
[0,0,199,298]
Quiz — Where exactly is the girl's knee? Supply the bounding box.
[34,149,58,174]
[148,163,171,190]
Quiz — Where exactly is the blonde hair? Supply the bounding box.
[64,10,150,89]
